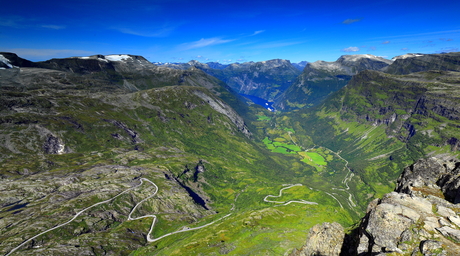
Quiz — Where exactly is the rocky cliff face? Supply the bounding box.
[274,54,392,111]
[295,156,460,255]
[192,59,302,101]
[312,66,460,158]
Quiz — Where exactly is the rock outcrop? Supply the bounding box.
[195,59,302,101]
[291,222,345,256]
[295,157,460,255]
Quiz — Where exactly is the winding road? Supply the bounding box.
[5,177,231,255]
[319,147,358,209]
[263,184,318,206]
[5,179,144,256]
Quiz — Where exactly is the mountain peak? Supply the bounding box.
[391,53,424,61]
[72,54,149,63]
[337,54,392,64]
[261,58,291,64]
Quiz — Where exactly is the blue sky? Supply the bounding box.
[1,0,459,63]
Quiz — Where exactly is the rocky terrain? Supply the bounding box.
[274,54,393,111]
[158,59,303,102]
[288,52,460,195]
[200,59,302,101]
[386,52,460,75]
[294,156,460,255]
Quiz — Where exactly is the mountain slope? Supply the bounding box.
[3,52,460,255]
[274,54,392,111]
[194,59,302,102]
[294,156,460,255]
[386,52,460,75]
[0,54,354,255]
[287,65,460,197]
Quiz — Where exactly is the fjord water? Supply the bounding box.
[240,94,275,111]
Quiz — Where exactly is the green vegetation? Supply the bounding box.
[263,137,300,154]
[0,82,358,255]
[3,55,460,255]
[300,151,327,165]
[257,115,271,121]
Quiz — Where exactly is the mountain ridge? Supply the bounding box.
[273,54,393,111]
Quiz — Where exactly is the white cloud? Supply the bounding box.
[0,16,65,30]
[115,26,175,37]
[382,41,390,44]
[341,46,360,52]
[342,18,362,25]
[179,37,235,50]
[436,47,458,53]
[372,29,460,40]
[41,25,66,30]
[0,16,26,28]
[251,30,265,36]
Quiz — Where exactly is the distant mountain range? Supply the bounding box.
[154,54,393,111]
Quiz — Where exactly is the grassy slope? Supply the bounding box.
[285,70,460,198]
[4,61,460,255]
[0,84,355,255]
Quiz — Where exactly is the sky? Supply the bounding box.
[1,0,459,64]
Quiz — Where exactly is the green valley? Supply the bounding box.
[1,52,460,255]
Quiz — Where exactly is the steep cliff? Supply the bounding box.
[289,63,460,194]
[274,54,392,111]
[358,156,460,255]
[295,157,460,255]
[195,59,302,101]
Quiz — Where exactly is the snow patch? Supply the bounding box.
[105,54,132,61]
[310,60,345,72]
[340,54,391,63]
[392,53,424,60]
[0,54,14,68]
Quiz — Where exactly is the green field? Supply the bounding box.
[301,152,327,165]
[257,115,271,121]
[263,137,301,154]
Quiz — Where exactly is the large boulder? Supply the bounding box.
[291,222,345,256]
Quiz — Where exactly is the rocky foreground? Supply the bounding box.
[294,156,460,255]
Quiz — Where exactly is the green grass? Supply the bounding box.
[263,137,301,154]
[257,115,271,121]
[300,152,327,166]
[9,67,460,255]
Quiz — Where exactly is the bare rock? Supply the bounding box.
[420,240,446,256]
[436,226,460,242]
[395,157,445,195]
[291,222,344,256]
